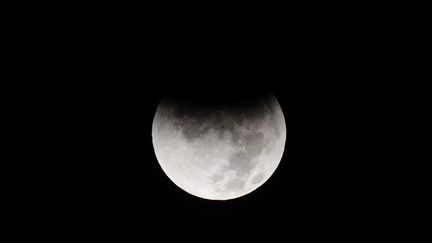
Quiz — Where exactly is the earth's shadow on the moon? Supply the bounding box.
[162,83,273,111]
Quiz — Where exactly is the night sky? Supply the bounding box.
[58,47,374,240]
[46,56,376,240]
[13,4,401,240]
[58,18,379,238]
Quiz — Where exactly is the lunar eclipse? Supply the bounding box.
[152,89,286,200]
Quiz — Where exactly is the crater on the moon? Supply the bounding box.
[252,172,265,184]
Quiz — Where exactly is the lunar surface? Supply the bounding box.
[152,91,286,200]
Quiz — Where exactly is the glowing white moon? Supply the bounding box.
[152,93,286,200]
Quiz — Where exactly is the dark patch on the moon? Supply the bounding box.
[225,131,265,177]
[231,130,241,144]
[181,120,212,142]
[244,132,265,156]
[228,151,252,176]
[267,106,282,138]
[226,178,245,192]
[212,173,223,183]
[169,109,215,142]
[173,109,266,144]
[213,114,237,132]
[252,172,265,184]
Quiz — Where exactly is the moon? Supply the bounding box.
[152,90,286,200]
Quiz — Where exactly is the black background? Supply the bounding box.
[76,36,371,239]
[28,8,396,239]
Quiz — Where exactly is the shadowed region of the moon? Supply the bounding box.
[181,121,212,142]
[171,111,214,142]
[231,130,241,144]
[162,86,275,134]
